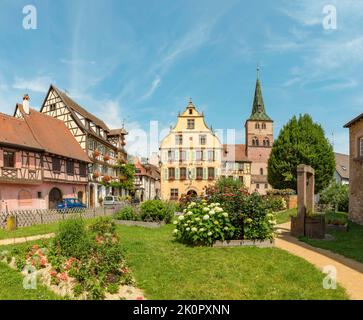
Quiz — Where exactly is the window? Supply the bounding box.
[260,168,264,175]
[189,109,193,115]
[187,119,195,129]
[4,151,15,168]
[255,123,260,129]
[196,150,203,161]
[22,152,30,167]
[168,168,175,180]
[256,183,260,189]
[180,167,187,180]
[168,150,175,161]
[262,123,266,129]
[265,183,268,189]
[263,138,270,147]
[52,157,61,172]
[88,139,95,150]
[50,104,56,112]
[175,134,183,145]
[252,138,259,146]
[207,150,215,161]
[66,161,74,175]
[170,188,179,200]
[360,137,363,157]
[80,163,87,177]
[208,167,215,180]
[196,167,203,180]
[239,176,244,184]
[37,192,42,199]
[199,135,206,145]
[179,150,186,161]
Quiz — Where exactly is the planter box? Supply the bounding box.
[114,220,165,228]
[327,223,348,232]
[213,239,275,248]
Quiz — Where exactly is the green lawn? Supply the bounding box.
[117,224,347,300]
[0,218,102,240]
[0,262,60,300]
[275,208,297,225]
[301,221,363,263]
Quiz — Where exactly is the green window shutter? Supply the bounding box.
[234,163,238,171]
[191,168,196,179]
[175,149,179,161]
[215,168,220,178]
[163,168,168,180]
[203,167,207,180]
[192,150,195,161]
[175,167,180,180]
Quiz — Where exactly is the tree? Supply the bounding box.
[319,181,349,212]
[268,114,335,193]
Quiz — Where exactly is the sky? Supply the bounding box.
[1,0,363,157]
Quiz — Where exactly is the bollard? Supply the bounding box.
[6,216,17,231]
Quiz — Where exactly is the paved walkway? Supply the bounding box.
[0,233,55,246]
[275,222,363,300]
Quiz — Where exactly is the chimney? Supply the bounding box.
[23,94,30,114]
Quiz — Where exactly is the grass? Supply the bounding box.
[117,224,347,300]
[301,220,363,263]
[0,261,60,300]
[274,208,297,224]
[0,218,101,240]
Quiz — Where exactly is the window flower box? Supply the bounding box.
[93,150,100,157]
[196,176,203,180]
[208,177,214,181]
[102,175,111,183]
[103,155,110,161]
[168,177,175,181]
[93,171,100,178]
[180,176,187,181]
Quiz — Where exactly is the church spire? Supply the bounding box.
[248,69,271,121]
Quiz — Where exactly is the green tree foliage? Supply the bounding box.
[268,114,335,193]
[319,181,349,212]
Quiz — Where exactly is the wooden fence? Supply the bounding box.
[0,204,126,229]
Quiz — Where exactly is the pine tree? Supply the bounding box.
[268,114,335,193]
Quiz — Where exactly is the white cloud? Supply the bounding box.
[139,75,161,101]
[12,76,52,93]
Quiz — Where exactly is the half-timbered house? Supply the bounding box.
[0,96,91,211]
[38,85,128,207]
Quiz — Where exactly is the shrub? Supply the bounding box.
[140,200,166,222]
[319,182,349,213]
[173,201,235,246]
[241,193,276,240]
[264,195,287,212]
[88,217,116,236]
[53,218,91,259]
[325,210,348,226]
[164,201,177,224]
[114,206,139,221]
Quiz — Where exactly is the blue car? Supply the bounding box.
[57,198,86,210]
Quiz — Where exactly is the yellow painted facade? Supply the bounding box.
[159,100,223,200]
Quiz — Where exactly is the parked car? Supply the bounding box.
[103,195,122,207]
[57,198,86,210]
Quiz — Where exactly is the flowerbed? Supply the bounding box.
[0,217,145,300]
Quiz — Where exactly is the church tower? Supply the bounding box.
[245,73,274,194]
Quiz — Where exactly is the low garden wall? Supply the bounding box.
[114,220,165,228]
[213,239,275,248]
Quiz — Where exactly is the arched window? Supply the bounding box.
[263,138,270,147]
[18,190,32,207]
[252,137,259,146]
[255,123,260,129]
[260,168,264,175]
[262,123,266,129]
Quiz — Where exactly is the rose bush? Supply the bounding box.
[173,201,235,246]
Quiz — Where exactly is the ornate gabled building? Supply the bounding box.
[159,100,223,200]
[34,85,128,207]
[0,95,90,211]
[133,157,160,201]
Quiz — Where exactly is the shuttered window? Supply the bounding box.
[4,151,15,168]
[52,157,61,172]
[66,161,74,175]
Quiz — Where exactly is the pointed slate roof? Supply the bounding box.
[248,78,272,121]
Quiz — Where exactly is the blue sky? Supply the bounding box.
[1,0,363,156]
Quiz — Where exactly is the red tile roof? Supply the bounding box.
[1,105,90,163]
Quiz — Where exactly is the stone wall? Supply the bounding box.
[348,120,363,225]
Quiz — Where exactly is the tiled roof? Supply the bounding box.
[248,78,272,122]
[134,157,160,179]
[334,152,349,180]
[1,105,90,163]
[222,144,250,162]
[343,113,363,128]
[51,85,110,132]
